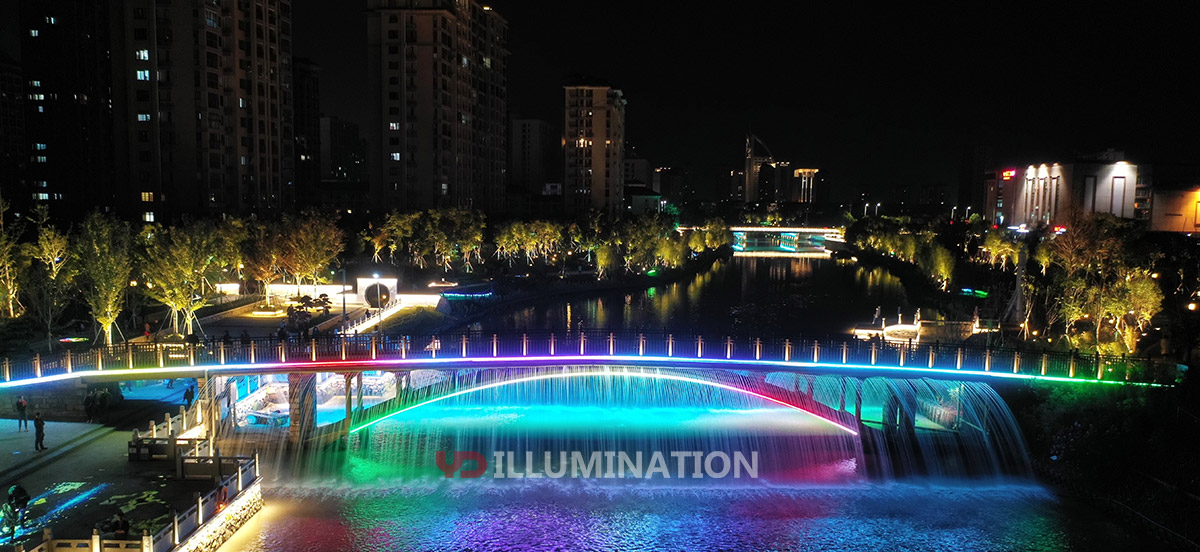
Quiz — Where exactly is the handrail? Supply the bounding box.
[0,330,1176,387]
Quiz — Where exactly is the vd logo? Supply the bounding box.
[435,451,488,478]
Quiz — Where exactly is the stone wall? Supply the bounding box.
[0,379,90,422]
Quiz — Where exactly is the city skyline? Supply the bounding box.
[2,3,1199,211]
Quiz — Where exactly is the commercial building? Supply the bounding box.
[984,158,1140,228]
[564,84,625,217]
[366,0,508,214]
[109,0,295,220]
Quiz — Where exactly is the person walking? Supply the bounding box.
[97,388,111,422]
[13,396,27,431]
[83,390,97,423]
[33,413,45,451]
[183,386,194,409]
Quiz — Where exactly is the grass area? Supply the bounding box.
[381,306,444,335]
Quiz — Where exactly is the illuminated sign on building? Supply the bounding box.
[1001,169,1017,181]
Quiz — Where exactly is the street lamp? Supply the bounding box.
[965,206,972,219]
[951,206,958,220]
[863,203,869,217]
[875,202,882,216]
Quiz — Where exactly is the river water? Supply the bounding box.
[219,255,1157,551]
[462,256,913,336]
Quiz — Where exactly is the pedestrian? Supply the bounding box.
[97,388,111,421]
[143,322,151,339]
[83,390,97,423]
[13,396,27,431]
[33,412,45,451]
[222,330,232,345]
[277,326,288,342]
[6,483,30,529]
[184,386,194,409]
[240,330,251,346]
[113,510,130,538]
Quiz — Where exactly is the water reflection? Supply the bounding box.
[471,257,916,337]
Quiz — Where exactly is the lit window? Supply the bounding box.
[238,98,245,108]
[45,17,55,24]
[135,49,149,60]
[33,193,49,200]
[34,143,46,150]
[137,113,151,121]
[142,212,155,222]
[29,80,40,88]
[389,122,400,131]
[29,30,38,37]
[35,180,47,188]
[35,156,47,163]
[37,106,43,113]
[440,183,448,195]
[29,94,44,101]
[136,70,150,81]
[140,192,154,202]
[390,152,402,161]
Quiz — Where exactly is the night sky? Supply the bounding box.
[5,2,1200,204]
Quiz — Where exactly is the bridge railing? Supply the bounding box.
[0,330,1176,386]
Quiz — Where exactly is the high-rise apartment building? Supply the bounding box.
[293,57,321,207]
[564,85,625,217]
[20,0,114,219]
[0,53,25,211]
[510,119,554,197]
[110,0,294,221]
[366,0,508,214]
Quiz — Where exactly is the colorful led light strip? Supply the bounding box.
[348,370,860,436]
[0,354,1168,391]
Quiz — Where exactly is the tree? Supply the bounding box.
[703,218,733,250]
[281,212,344,293]
[242,221,285,305]
[74,213,133,345]
[22,206,73,350]
[382,210,424,267]
[0,201,23,317]
[139,221,221,335]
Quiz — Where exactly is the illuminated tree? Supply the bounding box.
[242,221,285,305]
[281,212,345,292]
[0,201,23,318]
[22,206,73,350]
[74,212,133,345]
[139,221,221,335]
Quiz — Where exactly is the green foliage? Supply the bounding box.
[74,213,133,345]
[138,221,222,335]
[282,211,345,288]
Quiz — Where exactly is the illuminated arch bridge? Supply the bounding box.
[0,331,1171,446]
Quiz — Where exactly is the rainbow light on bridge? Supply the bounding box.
[347,370,862,436]
[0,354,1170,391]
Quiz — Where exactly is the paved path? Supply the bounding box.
[0,381,217,549]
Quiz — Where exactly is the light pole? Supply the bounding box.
[965,206,972,220]
[875,202,881,216]
[863,203,869,217]
[951,206,958,220]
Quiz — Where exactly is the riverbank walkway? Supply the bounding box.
[0,383,219,550]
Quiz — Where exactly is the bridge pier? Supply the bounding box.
[288,373,317,447]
